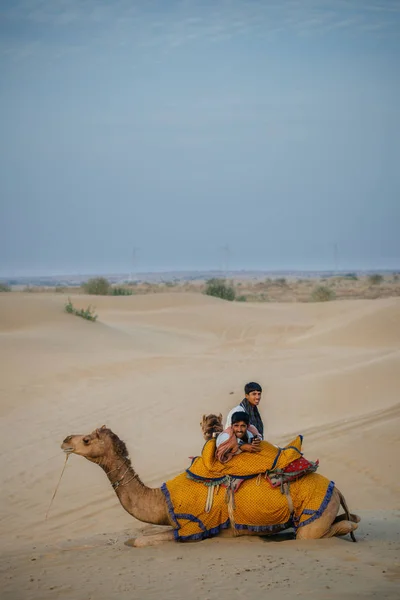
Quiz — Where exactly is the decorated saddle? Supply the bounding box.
[161,436,329,542]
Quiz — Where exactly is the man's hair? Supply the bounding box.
[231,411,250,425]
[244,381,262,395]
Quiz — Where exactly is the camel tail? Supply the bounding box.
[337,489,357,543]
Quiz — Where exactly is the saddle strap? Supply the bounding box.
[282,482,294,516]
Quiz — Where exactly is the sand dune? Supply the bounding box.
[0,292,399,599]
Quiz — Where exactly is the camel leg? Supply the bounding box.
[322,520,358,538]
[296,488,358,541]
[125,530,176,548]
[332,513,361,525]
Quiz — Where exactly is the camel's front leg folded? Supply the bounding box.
[125,530,176,547]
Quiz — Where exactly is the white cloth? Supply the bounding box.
[224,405,246,430]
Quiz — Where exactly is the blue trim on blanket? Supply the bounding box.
[234,521,292,534]
[302,509,316,515]
[161,483,181,541]
[174,513,206,532]
[161,482,231,542]
[296,481,335,529]
[176,519,230,542]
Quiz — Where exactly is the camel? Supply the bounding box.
[61,425,359,547]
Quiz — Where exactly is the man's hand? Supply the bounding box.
[240,443,261,453]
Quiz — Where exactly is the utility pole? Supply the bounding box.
[130,247,139,282]
[220,245,231,276]
[333,243,338,273]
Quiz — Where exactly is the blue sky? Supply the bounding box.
[1,0,399,276]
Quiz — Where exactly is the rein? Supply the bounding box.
[107,460,138,490]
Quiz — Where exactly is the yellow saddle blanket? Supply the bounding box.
[161,437,334,541]
[187,436,304,483]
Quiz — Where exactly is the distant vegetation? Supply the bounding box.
[236,295,247,302]
[204,278,236,301]
[0,283,11,292]
[65,298,97,322]
[82,277,111,295]
[343,273,358,280]
[109,287,133,296]
[82,278,132,296]
[311,285,336,302]
[368,274,383,285]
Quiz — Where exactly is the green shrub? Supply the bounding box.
[65,298,97,321]
[311,285,336,302]
[109,287,133,296]
[82,277,110,295]
[275,277,287,285]
[368,274,383,285]
[0,283,11,292]
[236,295,247,302]
[344,273,358,280]
[204,278,236,301]
[55,286,67,293]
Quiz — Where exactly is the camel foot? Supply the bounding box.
[124,531,176,547]
[323,520,358,539]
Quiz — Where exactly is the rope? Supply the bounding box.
[205,485,214,513]
[45,454,69,520]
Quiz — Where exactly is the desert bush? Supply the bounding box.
[368,274,383,285]
[82,277,110,295]
[65,298,97,321]
[55,286,67,293]
[275,277,287,285]
[0,283,11,292]
[393,274,399,282]
[110,287,133,296]
[344,273,358,280]
[204,278,236,301]
[236,295,247,302]
[311,285,336,302]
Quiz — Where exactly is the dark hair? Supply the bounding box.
[231,411,250,425]
[244,382,262,395]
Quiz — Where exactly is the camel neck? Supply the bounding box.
[97,454,171,526]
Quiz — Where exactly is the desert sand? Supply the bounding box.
[0,292,399,600]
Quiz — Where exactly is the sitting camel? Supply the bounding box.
[61,425,359,547]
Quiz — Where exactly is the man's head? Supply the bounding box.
[244,382,262,406]
[231,411,249,439]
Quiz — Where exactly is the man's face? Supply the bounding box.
[232,421,248,439]
[245,390,262,406]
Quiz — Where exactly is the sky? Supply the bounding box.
[0,0,399,276]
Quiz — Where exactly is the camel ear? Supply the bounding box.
[95,425,107,437]
[218,413,223,422]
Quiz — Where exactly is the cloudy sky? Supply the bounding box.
[1,0,399,276]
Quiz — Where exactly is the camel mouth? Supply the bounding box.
[61,445,75,454]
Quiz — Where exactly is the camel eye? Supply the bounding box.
[83,437,90,445]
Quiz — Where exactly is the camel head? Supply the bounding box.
[61,425,130,463]
[201,413,223,441]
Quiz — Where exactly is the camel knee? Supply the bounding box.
[323,521,358,539]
